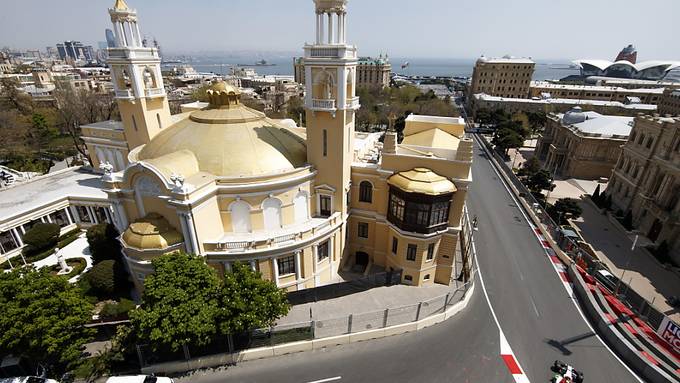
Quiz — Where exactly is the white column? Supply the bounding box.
[304,65,313,105]
[338,67,347,108]
[327,13,333,44]
[69,206,80,224]
[342,12,347,43]
[337,12,344,44]
[312,245,319,286]
[88,206,98,224]
[65,208,73,225]
[134,22,142,47]
[294,250,302,281]
[178,212,193,254]
[272,256,280,287]
[185,212,200,255]
[11,228,23,246]
[40,216,47,223]
[113,21,124,47]
[115,201,128,229]
[316,13,321,44]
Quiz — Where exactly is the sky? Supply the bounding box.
[1,0,679,61]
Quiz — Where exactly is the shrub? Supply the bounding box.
[85,260,128,298]
[100,299,136,319]
[86,224,120,264]
[22,223,60,255]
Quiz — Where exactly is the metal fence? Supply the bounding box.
[475,133,676,331]
[286,270,402,305]
[136,280,473,367]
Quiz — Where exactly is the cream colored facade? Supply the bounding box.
[536,108,633,180]
[294,55,391,89]
[469,56,535,99]
[529,81,664,105]
[88,0,472,293]
[607,115,680,264]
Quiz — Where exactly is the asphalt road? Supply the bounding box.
[177,279,512,383]
[467,137,641,382]
[175,138,642,383]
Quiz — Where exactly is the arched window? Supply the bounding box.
[143,67,157,89]
[359,181,373,203]
[230,200,252,233]
[262,198,282,231]
[293,192,309,224]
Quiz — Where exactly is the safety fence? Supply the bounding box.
[475,133,677,333]
[286,269,402,305]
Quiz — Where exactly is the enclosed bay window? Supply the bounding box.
[387,186,453,234]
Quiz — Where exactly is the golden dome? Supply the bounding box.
[138,104,307,178]
[207,81,241,109]
[121,213,183,250]
[113,0,130,10]
[387,168,456,196]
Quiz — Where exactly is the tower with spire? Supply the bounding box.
[303,0,359,227]
[107,0,171,150]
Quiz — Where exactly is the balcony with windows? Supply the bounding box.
[307,98,337,112]
[386,186,453,235]
[203,212,342,255]
[115,89,134,99]
[144,88,165,98]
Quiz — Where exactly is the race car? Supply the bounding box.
[551,360,584,383]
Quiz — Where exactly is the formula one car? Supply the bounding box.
[551,360,584,383]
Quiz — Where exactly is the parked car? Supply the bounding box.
[0,377,58,383]
[106,376,173,383]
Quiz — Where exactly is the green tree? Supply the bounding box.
[517,156,541,178]
[548,198,583,224]
[84,259,129,298]
[525,169,555,195]
[86,223,121,264]
[285,96,305,126]
[22,222,60,255]
[0,77,33,114]
[526,111,547,136]
[0,268,94,374]
[592,184,601,205]
[130,252,221,352]
[216,262,290,335]
[492,128,524,154]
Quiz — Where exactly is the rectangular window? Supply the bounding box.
[319,195,331,217]
[0,230,20,255]
[94,207,108,224]
[391,237,398,254]
[406,244,417,261]
[389,193,405,221]
[76,206,92,223]
[427,243,435,261]
[317,240,329,262]
[323,129,328,157]
[277,255,296,276]
[358,222,369,238]
[49,209,71,228]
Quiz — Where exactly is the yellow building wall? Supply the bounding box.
[191,196,223,253]
[118,97,172,150]
[403,120,465,138]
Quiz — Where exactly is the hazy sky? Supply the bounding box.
[2,0,679,60]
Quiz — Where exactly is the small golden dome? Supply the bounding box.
[207,81,241,109]
[387,168,456,196]
[121,213,183,250]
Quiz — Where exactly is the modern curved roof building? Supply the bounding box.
[574,60,680,82]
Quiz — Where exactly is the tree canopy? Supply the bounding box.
[130,252,221,352]
[217,262,290,334]
[0,268,95,373]
[548,198,583,224]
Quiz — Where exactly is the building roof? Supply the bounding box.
[121,213,183,250]
[387,168,456,196]
[0,168,106,225]
[531,81,665,94]
[137,103,307,179]
[402,128,460,150]
[558,108,634,138]
[474,93,657,111]
[477,55,534,64]
[82,120,124,131]
[574,59,680,74]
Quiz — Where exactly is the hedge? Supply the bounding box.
[22,223,60,255]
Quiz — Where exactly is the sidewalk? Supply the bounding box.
[571,200,680,322]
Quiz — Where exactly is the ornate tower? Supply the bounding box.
[304,0,359,217]
[107,0,171,150]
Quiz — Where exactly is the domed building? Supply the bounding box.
[84,0,473,292]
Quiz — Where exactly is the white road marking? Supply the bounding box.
[305,376,342,383]
[473,134,644,382]
[530,297,540,317]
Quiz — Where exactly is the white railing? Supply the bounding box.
[311,99,336,110]
[144,88,165,98]
[346,97,360,109]
[310,47,340,58]
[107,47,159,60]
[115,89,134,99]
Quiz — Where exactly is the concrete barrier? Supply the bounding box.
[568,264,679,383]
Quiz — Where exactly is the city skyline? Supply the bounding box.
[1,0,679,60]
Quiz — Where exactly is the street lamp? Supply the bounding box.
[614,232,640,296]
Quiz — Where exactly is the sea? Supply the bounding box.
[175,55,580,81]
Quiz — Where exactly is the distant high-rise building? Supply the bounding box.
[616,44,638,64]
[56,41,95,62]
[105,29,116,48]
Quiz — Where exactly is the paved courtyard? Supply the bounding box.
[571,200,680,322]
[33,233,93,283]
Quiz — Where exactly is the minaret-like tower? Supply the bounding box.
[304,0,359,217]
[107,0,171,150]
